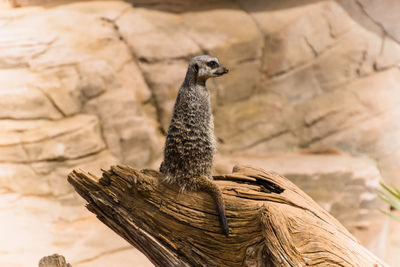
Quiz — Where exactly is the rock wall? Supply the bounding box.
[1,0,400,266]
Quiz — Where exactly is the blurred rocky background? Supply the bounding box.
[1,0,399,266]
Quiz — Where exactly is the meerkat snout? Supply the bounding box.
[214,65,229,76]
[205,59,229,77]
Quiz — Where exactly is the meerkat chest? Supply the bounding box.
[186,87,211,118]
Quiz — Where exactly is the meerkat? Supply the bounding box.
[160,55,229,236]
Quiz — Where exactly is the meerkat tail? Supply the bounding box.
[197,177,229,237]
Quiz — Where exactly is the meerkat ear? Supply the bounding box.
[193,63,199,73]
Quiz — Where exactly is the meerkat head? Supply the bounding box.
[186,55,229,85]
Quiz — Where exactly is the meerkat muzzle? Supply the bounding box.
[215,66,229,76]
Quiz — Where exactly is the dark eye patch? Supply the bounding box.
[206,61,218,68]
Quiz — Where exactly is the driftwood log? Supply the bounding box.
[67,165,388,267]
[38,254,72,267]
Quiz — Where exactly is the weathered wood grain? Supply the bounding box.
[39,254,72,267]
[68,165,388,267]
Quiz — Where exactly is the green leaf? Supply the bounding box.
[379,209,400,223]
[394,186,400,197]
[378,182,400,224]
[380,182,400,199]
[378,190,400,212]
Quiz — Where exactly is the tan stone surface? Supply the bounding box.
[0,191,151,267]
[0,2,158,266]
[84,88,162,168]
[0,69,63,120]
[2,0,400,265]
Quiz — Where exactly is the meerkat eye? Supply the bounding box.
[206,61,218,69]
